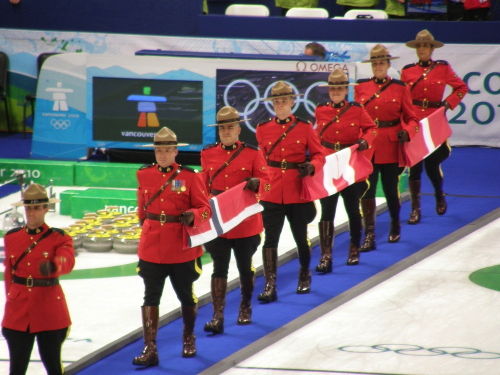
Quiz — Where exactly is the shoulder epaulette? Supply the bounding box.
[180,165,197,173]
[391,79,406,86]
[296,117,312,125]
[243,142,258,151]
[257,118,273,127]
[403,63,416,70]
[317,101,330,107]
[139,163,155,170]
[5,227,23,235]
[435,60,449,65]
[356,78,371,84]
[350,101,362,107]
[202,143,218,151]
[52,227,66,236]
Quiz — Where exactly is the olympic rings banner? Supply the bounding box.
[0,28,497,157]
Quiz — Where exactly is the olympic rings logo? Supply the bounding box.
[222,79,327,134]
[50,118,71,130]
[338,344,500,360]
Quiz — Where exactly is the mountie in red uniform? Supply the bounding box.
[355,77,419,164]
[200,141,268,239]
[256,115,325,204]
[315,100,377,156]
[136,162,211,264]
[401,60,468,120]
[2,224,75,333]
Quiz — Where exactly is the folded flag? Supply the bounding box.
[185,181,263,248]
[401,107,451,167]
[301,145,373,201]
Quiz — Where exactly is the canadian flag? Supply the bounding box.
[300,145,373,201]
[185,181,263,248]
[401,107,451,167]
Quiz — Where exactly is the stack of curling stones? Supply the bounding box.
[63,207,141,254]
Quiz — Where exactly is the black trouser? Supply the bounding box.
[364,163,405,222]
[320,181,368,247]
[409,143,450,195]
[138,258,202,306]
[2,326,68,375]
[204,234,260,279]
[261,201,316,268]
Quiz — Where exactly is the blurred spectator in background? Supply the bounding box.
[336,0,379,15]
[276,0,319,15]
[385,0,406,18]
[463,0,491,20]
[447,0,465,20]
[304,42,327,60]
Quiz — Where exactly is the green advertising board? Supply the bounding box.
[0,158,75,186]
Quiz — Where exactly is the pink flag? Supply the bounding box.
[401,107,451,167]
[185,182,263,248]
[301,145,373,201]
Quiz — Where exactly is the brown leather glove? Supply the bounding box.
[179,211,195,226]
[397,130,410,143]
[297,162,315,177]
[244,178,260,193]
[356,138,368,151]
[39,260,56,276]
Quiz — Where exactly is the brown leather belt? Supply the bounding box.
[375,119,400,128]
[321,140,354,151]
[267,160,302,170]
[145,212,181,224]
[413,99,443,109]
[12,275,59,287]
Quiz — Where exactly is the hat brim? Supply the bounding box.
[207,118,250,127]
[13,197,60,207]
[362,56,400,63]
[139,142,189,148]
[262,93,303,102]
[319,82,357,87]
[406,40,444,48]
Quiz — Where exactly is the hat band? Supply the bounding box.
[23,198,49,205]
[154,141,178,146]
[270,92,294,98]
[217,118,241,124]
[328,81,349,85]
[371,54,391,60]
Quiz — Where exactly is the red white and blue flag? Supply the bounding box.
[300,145,373,201]
[185,181,263,248]
[401,107,451,167]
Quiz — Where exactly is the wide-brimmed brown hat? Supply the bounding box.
[208,106,249,127]
[141,126,188,148]
[262,81,302,101]
[406,29,444,49]
[13,183,60,207]
[362,44,399,63]
[319,69,357,87]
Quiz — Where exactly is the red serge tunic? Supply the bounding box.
[401,60,468,121]
[355,77,419,164]
[137,163,211,264]
[256,116,325,204]
[200,141,268,239]
[314,100,377,158]
[2,224,75,332]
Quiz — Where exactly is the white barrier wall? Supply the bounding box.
[1,28,498,149]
